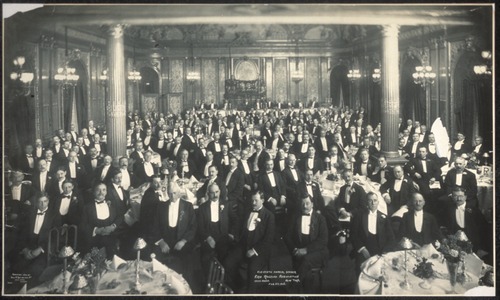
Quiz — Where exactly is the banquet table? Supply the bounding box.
[357,246,491,295]
[26,257,192,295]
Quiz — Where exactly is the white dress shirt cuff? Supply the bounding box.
[358,246,367,253]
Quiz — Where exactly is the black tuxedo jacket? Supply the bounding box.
[284,211,328,255]
[445,204,491,252]
[369,165,394,184]
[351,210,395,255]
[31,171,54,193]
[197,200,237,242]
[80,200,124,242]
[257,171,286,203]
[18,208,61,252]
[241,135,252,151]
[444,169,478,203]
[238,207,275,258]
[353,159,377,177]
[405,157,441,182]
[404,142,425,159]
[131,131,146,146]
[399,211,442,246]
[63,162,87,186]
[345,132,359,146]
[196,176,228,203]
[151,200,197,247]
[298,156,323,175]
[89,142,107,156]
[334,183,367,218]
[314,136,333,159]
[207,140,223,157]
[129,150,145,171]
[176,159,197,180]
[297,181,325,214]
[94,165,116,186]
[18,154,36,175]
[225,168,244,203]
[106,183,131,217]
[248,150,271,174]
[51,191,84,225]
[380,177,415,214]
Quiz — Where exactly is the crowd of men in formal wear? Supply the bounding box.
[4,102,493,293]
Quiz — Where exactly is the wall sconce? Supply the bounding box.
[412,65,436,87]
[473,50,492,76]
[372,68,381,84]
[10,56,34,95]
[347,69,361,82]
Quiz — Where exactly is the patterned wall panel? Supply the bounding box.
[306,58,320,101]
[202,59,217,104]
[290,59,304,103]
[320,58,330,103]
[168,93,183,114]
[218,58,226,104]
[266,58,273,100]
[169,59,184,93]
[274,58,288,102]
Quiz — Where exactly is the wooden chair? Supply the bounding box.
[47,225,78,265]
[213,280,234,294]
[206,257,225,293]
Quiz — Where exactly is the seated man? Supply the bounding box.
[150,184,197,286]
[380,165,415,217]
[353,148,377,177]
[176,149,197,179]
[284,196,329,293]
[223,191,275,293]
[51,179,83,226]
[135,150,157,185]
[370,155,394,185]
[351,192,395,272]
[297,169,326,215]
[198,183,237,281]
[399,193,442,247]
[334,169,367,224]
[11,193,61,282]
[80,183,124,258]
[256,159,286,214]
[196,165,227,206]
[444,187,492,263]
[443,156,478,208]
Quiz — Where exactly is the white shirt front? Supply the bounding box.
[241,160,250,174]
[414,210,423,233]
[428,143,436,154]
[144,136,151,145]
[368,210,377,235]
[361,161,368,176]
[27,155,34,168]
[301,143,309,153]
[421,160,427,173]
[247,211,259,231]
[214,142,221,152]
[455,203,466,228]
[168,200,180,228]
[204,161,212,177]
[308,158,314,170]
[456,172,463,186]
[321,137,328,151]
[474,144,482,153]
[36,147,43,157]
[101,165,110,180]
[301,214,311,235]
[59,193,72,216]
[95,201,110,220]
[158,140,164,149]
[144,162,154,177]
[226,170,234,186]
[306,182,313,197]
[34,210,47,234]
[120,169,131,190]
[58,180,64,194]
[411,143,419,155]
[454,140,463,150]
[94,143,101,153]
[40,171,47,191]
[393,178,403,192]
[279,160,285,171]
[290,168,298,181]
[11,185,21,201]
[210,200,220,223]
[267,172,276,187]
[69,162,77,178]
[91,158,98,170]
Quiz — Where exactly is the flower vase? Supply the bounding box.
[88,273,101,294]
[446,260,459,290]
[419,277,433,290]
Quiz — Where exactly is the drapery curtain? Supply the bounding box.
[453,51,492,148]
[330,65,350,108]
[400,57,425,123]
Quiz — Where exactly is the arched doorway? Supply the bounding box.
[453,51,492,148]
[330,64,350,108]
[63,60,88,132]
[400,56,425,124]
[139,66,160,116]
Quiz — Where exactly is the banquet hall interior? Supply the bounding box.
[3,4,494,296]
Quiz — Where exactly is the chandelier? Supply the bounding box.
[54,64,80,88]
[128,46,142,83]
[473,51,492,76]
[10,56,35,95]
[372,68,381,84]
[347,69,361,82]
[412,65,436,86]
[186,43,200,83]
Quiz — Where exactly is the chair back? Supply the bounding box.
[213,280,234,294]
[47,225,78,265]
[206,257,224,293]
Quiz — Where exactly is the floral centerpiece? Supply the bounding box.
[434,230,473,287]
[413,257,435,289]
[69,247,108,293]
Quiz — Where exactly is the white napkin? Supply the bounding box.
[361,256,384,279]
[111,254,127,271]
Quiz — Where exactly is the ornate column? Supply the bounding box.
[380,25,402,159]
[106,24,127,158]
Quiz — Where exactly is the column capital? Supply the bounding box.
[381,24,400,37]
[105,24,126,38]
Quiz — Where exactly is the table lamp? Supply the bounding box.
[399,237,413,289]
[70,274,88,294]
[59,245,75,294]
[133,238,147,289]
